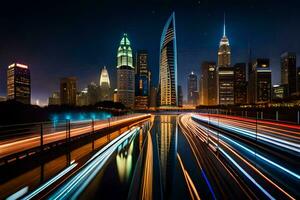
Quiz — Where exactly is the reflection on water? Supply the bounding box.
[116,141,134,183]
[156,115,178,198]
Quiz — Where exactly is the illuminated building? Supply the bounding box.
[280,52,296,96]
[99,66,112,101]
[200,62,218,105]
[48,91,60,105]
[117,33,135,108]
[113,89,118,102]
[76,88,88,106]
[178,85,183,107]
[187,72,198,106]
[159,12,178,107]
[297,67,300,95]
[217,16,234,105]
[0,96,6,102]
[7,63,31,104]
[87,82,100,105]
[135,50,151,109]
[234,63,247,104]
[248,59,272,104]
[272,85,287,100]
[218,66,234,105]
[218,16,231,68]
[60,77,77,106]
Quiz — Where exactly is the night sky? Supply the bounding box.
[0,0,300,105]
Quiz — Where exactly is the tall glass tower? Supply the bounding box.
[159,12,178,107]
[116,33,135,108]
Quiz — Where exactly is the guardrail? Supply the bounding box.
[0,114,151,163]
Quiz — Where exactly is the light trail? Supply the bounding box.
[192,114,300,154]
[49,127,140,200]
[179,114,297,199]
[22,162,78,200]
[0,114,150,159]
[218,147,275,200]
[177,153,201,200]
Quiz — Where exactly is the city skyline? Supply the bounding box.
[0,1,300,105]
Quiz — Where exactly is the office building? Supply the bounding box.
[135,50,151,109]
[60,77,77,106]
[99,66,112,101]
[280,52,296,96]
[48,91,60,105]
[76,88,88,106]
[272,85,287,100]
[234,63,247,104]
[248,59,272,104]
[87,82,100,105]
[200,62,218,105]
[159,12,178,107]
[7,63,31,104]
[187,72,198,106]
[217,17,234,105]
[116,33,135,108]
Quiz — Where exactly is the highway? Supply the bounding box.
[179,113,300,199]
[0,114,150,159]
[2,113,299,199]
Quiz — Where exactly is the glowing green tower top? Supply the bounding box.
[117,33,133,69]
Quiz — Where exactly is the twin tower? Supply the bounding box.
[116,12,178,108]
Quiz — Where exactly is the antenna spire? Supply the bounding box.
[223,12,226,36]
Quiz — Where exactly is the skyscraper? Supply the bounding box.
[99,66,112,101]
[159,12,178,107]
[234,63,247,104]
[200,62,218,105]
[116,33,135,108]
[217,16,234,105]
[248,59,272,104]
[60,77,77,106]
[280,52,296,96]
[135,50,151,109]
[7,63,31,104]
[87,82,100,105]
[218,16,231,68]
[187,72,198,106]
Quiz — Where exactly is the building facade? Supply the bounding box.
[135,50,151,109]
[248,59,272,104]
[7,63,31,104]
[200,62,218,105]
[60,77,77,106]
[87,82,101,105]
[234,63,247,104]
[217,18,234,105]
[99,66,112,101]
[280,52,296,96]
[117,33,135,108]
[159,12,178,107]
[187,72,198,106]
[48,91,60,105]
